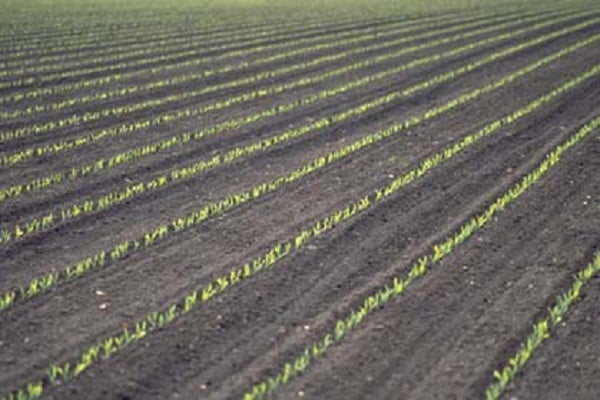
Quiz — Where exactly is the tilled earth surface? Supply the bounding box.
[1,6,600,400]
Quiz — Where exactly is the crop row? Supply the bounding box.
[0,6,319,40]
[0,13,421,91]
[0,11,344,67]
[3,7,387,48]
[0,10,363,59]
[0,9,247,47]
[0,12,523,140]
[0,16,174,44]
[0,13,401,79]
[0,19,264,66]
[0,20,182,53]
[0,9,594,211]
[1,33,596,316]
[4,55,598,400]
[243,114,600,400]
[0,11,474,120]
[0,20,302,76]
[0,14,536,108]
[0,11,478,106]
[485,244,600,399]
[0,12,525,152]
[0,12,553,243]
[1,16,597,250]
[1,10,591,167]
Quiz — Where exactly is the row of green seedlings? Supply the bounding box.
[0,11,528,154]
[0,20,255,71]
[485,250,600,397]
[0,15,441,108]
[0,11,478,119]
[0,23,185,56]
[0,11,578,244]
[2,17,596,251]
[0,10,497,130]
[0,6,348,44]
[4,74,597,400]
[1,10,588,169]
[0,11,369,58]
[0,14,399,83]
[0,9,521,107]
[0,12,528,147]
[0,13,471,120]
[0,9,368,60]
[1,18,596,249]
[0,10,263,54]
[242,114,600,400]
[0,17,179,46]
[0,11,195,38]
[2,40,597,318]
[0,9,594,213]
[0,18,349,89]
[0,12,415,91]
[0,12,337,74]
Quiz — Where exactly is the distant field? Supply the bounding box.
[1,1,599,399]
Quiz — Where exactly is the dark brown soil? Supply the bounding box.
[508,263,600,400]
[1,6,600,400]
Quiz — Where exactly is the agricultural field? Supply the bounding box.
[1,0,599,398]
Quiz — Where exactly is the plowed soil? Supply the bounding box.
[1,5,599,400]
